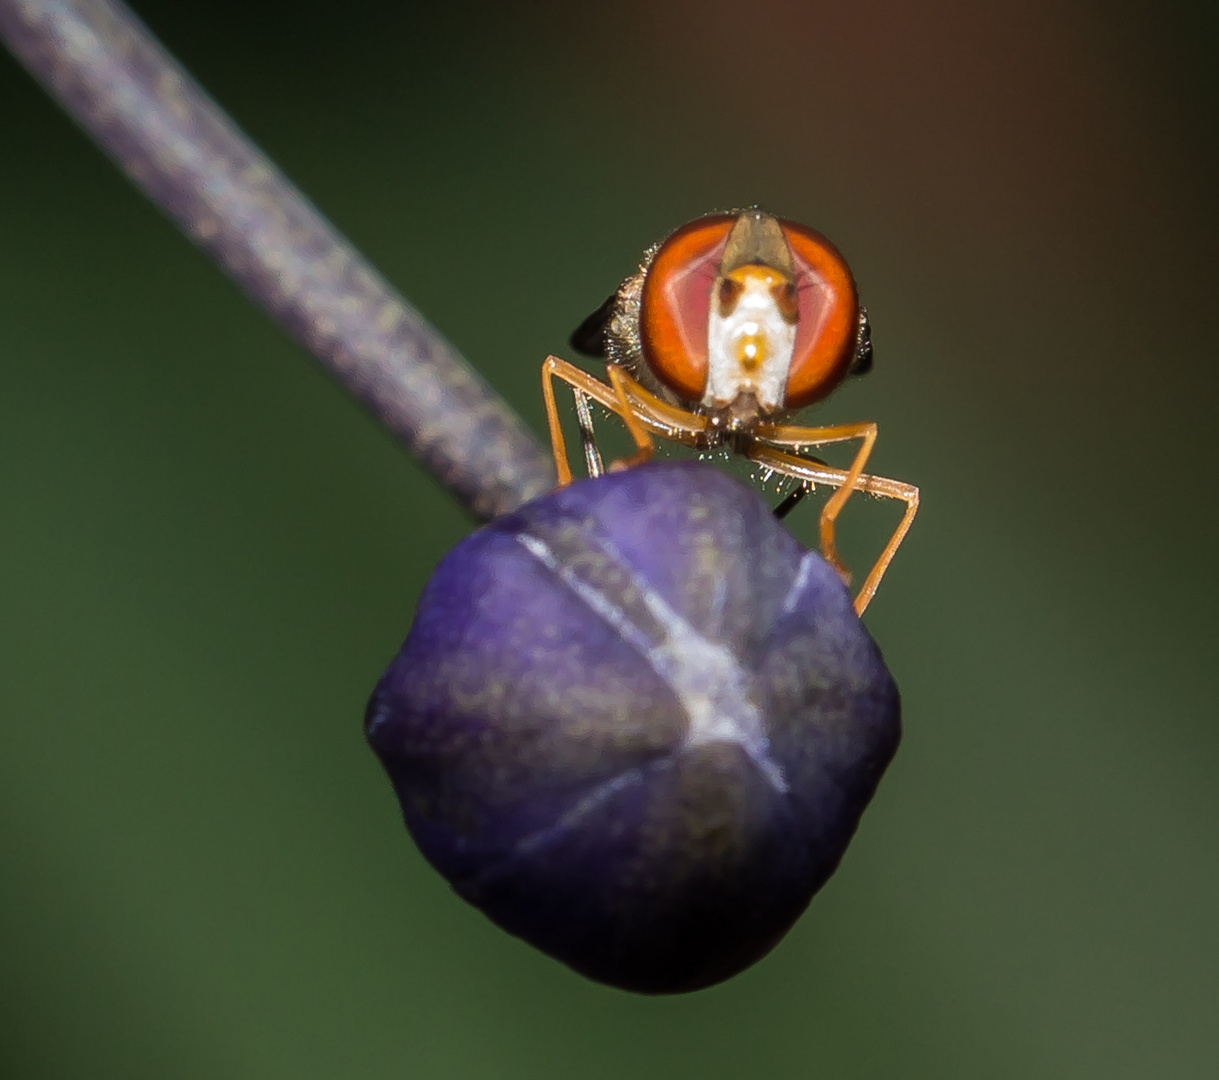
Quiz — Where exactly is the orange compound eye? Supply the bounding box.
[779,220,860,410]
[639,215,736,402]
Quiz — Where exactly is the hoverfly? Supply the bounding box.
[542,210,919,615]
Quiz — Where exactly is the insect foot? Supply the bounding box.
[366,462,900,993]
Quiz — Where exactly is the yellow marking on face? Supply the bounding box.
[738,332,767,370]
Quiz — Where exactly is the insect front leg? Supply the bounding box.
[754,421,878,580]
[541,355,637,486]
[743,441,919,616]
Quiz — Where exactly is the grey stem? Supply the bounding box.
[0,0,556,521]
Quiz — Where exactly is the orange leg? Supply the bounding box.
[606,364,655,471]
[744,441,919,616]
[541,356,707,484]
[754,420,878,579]
[542,355,633,485]
[605,365,712,441]
[541,356,576,486]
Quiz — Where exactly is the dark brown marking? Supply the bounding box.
[772,280,800,324]
[717,277,744,317]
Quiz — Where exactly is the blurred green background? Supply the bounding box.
[2,1,1217,1076]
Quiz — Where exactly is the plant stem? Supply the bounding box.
[0,0,555,521]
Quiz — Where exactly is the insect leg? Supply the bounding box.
[542,355,633,486]
[606,364,656,470]
[754,421,878,579]
[541,356,711,485]
[773,482,811,520]
[541,356,705,484]
[770,454,830,520]
[571,389,605,479]
[743,441,919,616]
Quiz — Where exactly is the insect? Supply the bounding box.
[541,209,919,615]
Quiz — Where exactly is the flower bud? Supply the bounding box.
[367,462,899,993]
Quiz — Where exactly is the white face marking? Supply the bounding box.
[703,270,797,413]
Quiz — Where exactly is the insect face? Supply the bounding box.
[633,210,863,423]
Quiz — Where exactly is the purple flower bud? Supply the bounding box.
[366,462,900,993]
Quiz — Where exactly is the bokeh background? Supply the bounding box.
[3,1,1217,1076]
